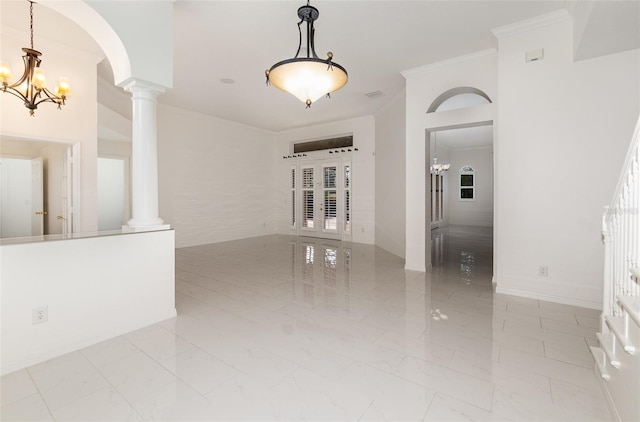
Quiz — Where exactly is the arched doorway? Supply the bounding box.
[423,87,496,275]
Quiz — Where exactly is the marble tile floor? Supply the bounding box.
[1,226,610,421]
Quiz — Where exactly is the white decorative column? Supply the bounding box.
[122,79,170,232]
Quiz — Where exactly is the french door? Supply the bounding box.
[292,159,351,240]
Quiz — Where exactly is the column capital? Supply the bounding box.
[119,77,166,96]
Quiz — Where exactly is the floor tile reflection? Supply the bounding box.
[1,227,610,421]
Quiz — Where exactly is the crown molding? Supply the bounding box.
[491,9,571,38]
[401,49,497,78]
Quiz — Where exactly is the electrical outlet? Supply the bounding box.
[538,266,548,277]
[32,306,48,324]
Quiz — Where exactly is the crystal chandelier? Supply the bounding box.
[0,1,71,116]
[265,0,348,108]
[430,132,450,175]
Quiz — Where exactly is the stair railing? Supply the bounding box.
[602,115,640,319]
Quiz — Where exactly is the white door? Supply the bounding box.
[31,157,44,236]
[0,157,37,238]
[295,159,351,240]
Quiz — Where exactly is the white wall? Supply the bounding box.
[375,91,406,258]
[39,0,173,90]
[447,146,494,227]
[98,139,131,158]
[494,13,640,307]
[275,116,376,245]
[0,30,101,233]
[84,0,173,88]
[1,230,176,375]
[158,105,276,248]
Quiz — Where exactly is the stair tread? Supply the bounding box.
[596,332,621,368]
[605,315,637,354]
[589,346,610,380]
[619,295,640,309]
[618,295,640,327]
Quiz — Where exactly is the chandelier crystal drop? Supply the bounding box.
[0,1,71,116]
[265,0,347,108]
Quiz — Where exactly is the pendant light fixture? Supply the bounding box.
[265,0,347,108]
[430,132,451,175]
[0,1,71,116]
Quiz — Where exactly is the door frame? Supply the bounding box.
[0,136,80,237]
[291,156,353,242]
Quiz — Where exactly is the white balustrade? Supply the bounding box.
[603,116,640,317]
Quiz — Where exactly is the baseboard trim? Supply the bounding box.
[495,287,602,310]
[596,367,622,422]
[1,308,177,376]
[405,264,428,272]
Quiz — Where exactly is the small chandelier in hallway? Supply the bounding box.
[0,1,71,116]
[430,132,450,175]
[265,0,348,108]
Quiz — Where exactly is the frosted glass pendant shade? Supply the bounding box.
[32,67,46,89]
[268,59,348,106]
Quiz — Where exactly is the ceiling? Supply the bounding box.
[168,0,568,132]
[2,1,639,142]
[436,126,493,150]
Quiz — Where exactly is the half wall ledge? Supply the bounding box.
[1,229,176,375]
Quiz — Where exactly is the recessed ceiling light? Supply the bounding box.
[220,78,235,84]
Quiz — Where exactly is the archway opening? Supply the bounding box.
[423,85,495,281]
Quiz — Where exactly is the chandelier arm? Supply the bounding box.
[306,18,311,58]
[295,19,304,58]
[32,95,64,108]
[310,25,319,59]
[35,87,64,103]
[5,51,40,90]
[1,86,30,104]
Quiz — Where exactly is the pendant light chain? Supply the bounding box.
[30,1,34,50]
